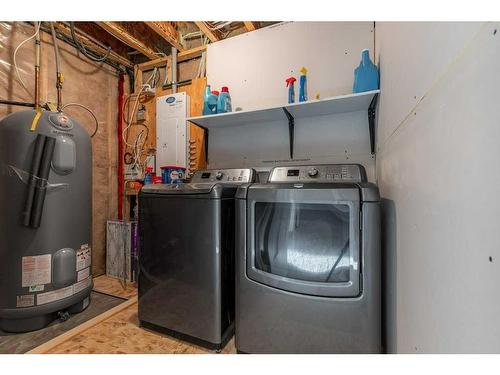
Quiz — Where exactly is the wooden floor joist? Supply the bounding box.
[97,22,158,59]
[145,21,184,51]
[244,21,260,32]
[137,45,207,71]
[53,22,133,68]
[27,296,138,354]
[195,22,221,42]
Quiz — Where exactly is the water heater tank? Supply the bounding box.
[0,109,92,332]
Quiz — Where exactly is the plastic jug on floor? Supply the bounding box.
[353,49,379,93]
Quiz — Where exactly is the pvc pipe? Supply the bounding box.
[23,134,46,227]
[117,73,125,220]
[30,137,56,228]
[0,99,35,107]
[172,47,177,94]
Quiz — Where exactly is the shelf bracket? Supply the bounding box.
[203,127,209,164]
[368,93,379,154]
[283,107,294,159]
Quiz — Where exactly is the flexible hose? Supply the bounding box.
[13,21,41,96]
[69,22,111,62]
[50,23,61,81]
[61,103,99,138]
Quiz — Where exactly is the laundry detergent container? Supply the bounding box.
[0,109,93,332]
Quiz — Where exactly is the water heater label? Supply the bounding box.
[77,267,90,282]
[29,285,45,293]
[73,276,92,294]
[76,246,91,271]
[22,254,52,287]
[37,285,74,305]
[16,294,35,308]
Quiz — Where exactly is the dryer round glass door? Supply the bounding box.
[254,202,351,283]
[246,186,361,297]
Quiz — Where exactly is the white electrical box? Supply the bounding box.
[155,92,190,175]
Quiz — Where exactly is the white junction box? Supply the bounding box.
[155,92,190,175]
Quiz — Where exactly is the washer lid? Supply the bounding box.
[141,182,215,195]
[140,182,240,199]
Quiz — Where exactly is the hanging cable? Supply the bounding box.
[204,21,233,31]
[13,21,41,97]
[122,72,155,148]
[69,22,111,63]
[61,103,99,138]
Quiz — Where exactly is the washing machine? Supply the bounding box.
[138,168,254,351]
[235,164,381,353]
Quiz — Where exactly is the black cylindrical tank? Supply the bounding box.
[0,109,92,332]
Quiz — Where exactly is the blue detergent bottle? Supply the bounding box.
[207,90,219,114]
[353,49,379,93]
[217,86,232,113]
[299,67,308,102]
[286,77,296,104]
[203,84,212,115]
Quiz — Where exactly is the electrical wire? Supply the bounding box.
[61,103,99,138]
[163,62,169,86]
[121,72,156,173]
[13,21,41,96]
[204,21,233,31]
[122,72,155,147]
[69,21,111,62]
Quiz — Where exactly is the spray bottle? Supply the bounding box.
[286,77,297,104]
[299,67,308,102]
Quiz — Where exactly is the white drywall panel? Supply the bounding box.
[208,22,374,111]
[208,111,375,181]
[206,22,375,177]
[376,22,500,353]
[375,22,483,148]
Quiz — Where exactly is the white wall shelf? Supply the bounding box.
[187,89,380,160]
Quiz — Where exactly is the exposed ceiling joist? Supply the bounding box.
[178,44,207,61]
[137,45,207,71]
[243,22,260,32]
[53,22,133,68]
[194,21,222,42]
[97,21,158,59]
[145,21,184,52]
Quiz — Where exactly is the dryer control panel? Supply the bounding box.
[269,164,366,183]
[191,168,254,183]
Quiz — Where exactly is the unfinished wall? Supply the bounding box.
[375,22,500,353]
[0,22,120,276]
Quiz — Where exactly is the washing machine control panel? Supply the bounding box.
[191,168,254,183]
[269,164,366,183]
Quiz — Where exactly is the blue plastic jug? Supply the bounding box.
[207,90,219,115]
[217,86,232,113]
[203,84,212,115]
[353,49,379,93]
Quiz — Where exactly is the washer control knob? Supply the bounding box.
[215,171,224,180]
[307,168,319,178]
